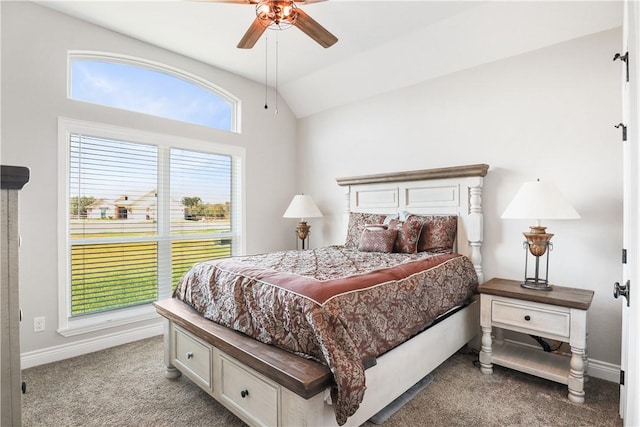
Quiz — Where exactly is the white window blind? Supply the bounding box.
[71,242,158,315]
[169,148,234,285]
[70,135,159,316]
[61,120,244,330]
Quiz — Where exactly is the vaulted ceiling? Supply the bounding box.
[37,1,622,118]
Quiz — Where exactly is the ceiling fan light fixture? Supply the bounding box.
[256,0,298,30]
[234,0,337,49]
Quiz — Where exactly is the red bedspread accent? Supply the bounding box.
[212,252,459,305]
[174,246,478,425]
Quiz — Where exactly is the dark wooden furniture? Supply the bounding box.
[1,165,30,426]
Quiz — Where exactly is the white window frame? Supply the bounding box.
[67,51,242,133]
[57,117,246,336]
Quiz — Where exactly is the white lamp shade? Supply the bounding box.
[283,194,323,220]
[501,180,580,222]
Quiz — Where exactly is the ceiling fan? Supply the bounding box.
[206,0,338,49]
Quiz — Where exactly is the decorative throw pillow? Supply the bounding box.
[412,214,458,252]
[388,216,423,253]
[358,228,398,252]
[344,212,387,248]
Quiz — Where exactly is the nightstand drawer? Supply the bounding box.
[492,300,570,338]
[173,325,212,389]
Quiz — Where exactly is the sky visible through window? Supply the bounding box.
[70,59,233,131]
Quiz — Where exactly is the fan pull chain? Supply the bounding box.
[264,35,269,110]
[275,32,279,115]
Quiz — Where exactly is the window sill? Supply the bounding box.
[57,304,160,337]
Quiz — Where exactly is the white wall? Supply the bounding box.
[298,29,623,370]
[1,2,298,356]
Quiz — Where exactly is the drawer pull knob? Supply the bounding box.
[186,352,194,359]
[240,389,249,398]
[524,315,531,321]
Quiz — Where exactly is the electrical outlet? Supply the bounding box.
[33,317,45,332]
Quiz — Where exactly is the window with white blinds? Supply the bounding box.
[59,119,244,333]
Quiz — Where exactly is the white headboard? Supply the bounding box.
[336,164,489,283]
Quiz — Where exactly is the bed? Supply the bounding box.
[154,163,488,427]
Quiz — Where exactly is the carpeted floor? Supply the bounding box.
[22,335,622,427]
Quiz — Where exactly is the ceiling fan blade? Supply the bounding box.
[237,17,268,49]
[293,8,338,48]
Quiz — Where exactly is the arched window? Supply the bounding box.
[68,53,239,132]
[60,53,244,334]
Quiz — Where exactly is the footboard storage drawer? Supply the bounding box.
[217,353,280,427]
[172,324,212,390]
[155,300,335,427]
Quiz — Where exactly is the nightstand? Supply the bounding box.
[478,278,594,404]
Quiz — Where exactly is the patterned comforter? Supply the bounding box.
[173,246,478,425]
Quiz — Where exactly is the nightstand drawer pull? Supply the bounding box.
[524,315,531,321]
[186,351,194,359]
[240,389,249,398]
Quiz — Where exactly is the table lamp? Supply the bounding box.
[283,194,323,249]
[501,179,580,291]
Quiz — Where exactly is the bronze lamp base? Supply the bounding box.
[296,221,311,249]
[521,225,553,291]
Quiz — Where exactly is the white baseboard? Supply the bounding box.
[21,321,164,369]
[588,358,621,383]
[20,324,622,386]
